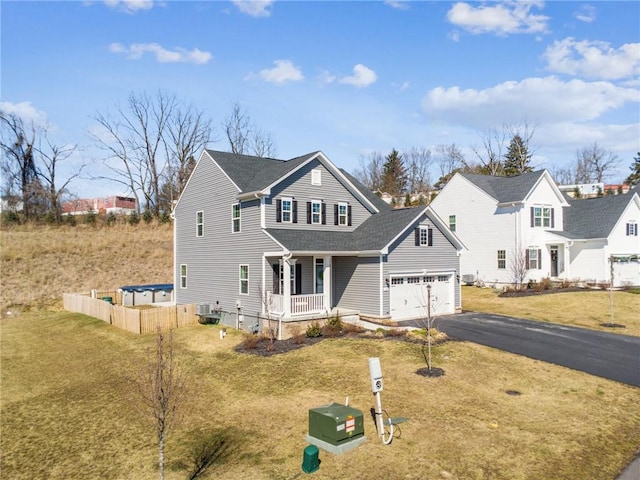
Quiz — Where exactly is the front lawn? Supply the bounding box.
[462,286,640,336]
[2,311,639,479]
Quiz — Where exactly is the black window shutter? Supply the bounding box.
[627,223,630,235]
[415,228,420,246]
[276,199,282,223]
[428,228,433,246]
[306,202,311,224]
[272,264,280,294]
[530,207,534,227]
[347,205,352,226]
[321,203,326,225]
[551,208,555,228]
[334,204,338,225]
[526,249,530,266]
[295,263,302,295]
[292,200,298,223]
[537,249,542,269]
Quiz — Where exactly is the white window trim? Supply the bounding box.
[239,264,249,295]
[338,202,348,226]
[281,197,293,223]
[180,264,187,289]
[314,257,324,294]
[528,247,539,270]
[311,200,322,225]
[627,221,637,236]
[449,215,456,232]
[497,250,506,269]
[196,210,204,237]
[533,206,551,228]
[232,203,241,233]
[419,227,429,246]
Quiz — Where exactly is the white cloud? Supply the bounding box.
[339,64,377,88]
[317,70,337,85]
[384,0,410,10]
[421,76,639,128]
[543,38,640,81]
[573,4,596,23]
[109,42,212,64]
[446,0,549,36]
[232,0,273,17]
[104,0,154,14]
[258,60,304,83]
[0,101,49,127]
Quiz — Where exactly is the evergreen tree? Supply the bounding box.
[625,152,640,187]
[381,149,407,197]
[503,134,532,176]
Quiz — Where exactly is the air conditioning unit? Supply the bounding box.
[462,274,476,285]
[197,303,211,316]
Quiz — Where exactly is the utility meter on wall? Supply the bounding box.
[369,357,383,393]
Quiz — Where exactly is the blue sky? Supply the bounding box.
[2,0,639,198]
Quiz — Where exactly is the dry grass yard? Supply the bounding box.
[1,222,639,479]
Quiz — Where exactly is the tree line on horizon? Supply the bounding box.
[2,92,639,223]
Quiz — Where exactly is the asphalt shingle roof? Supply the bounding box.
[460,170,546,203]
[205,149,317,193]
[562,194,635,239]
[266,207,424,252]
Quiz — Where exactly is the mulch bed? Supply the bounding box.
[234,329,448,357]
[498,287,595,298]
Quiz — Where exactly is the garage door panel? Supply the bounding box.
[390,273,454,321]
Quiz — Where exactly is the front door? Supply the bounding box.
[550,246,558,277]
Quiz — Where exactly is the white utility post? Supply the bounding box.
[369,357,394,445]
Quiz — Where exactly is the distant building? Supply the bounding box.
[604,183,630,195]
[61,196,136,215]
[0,196,23,213]
[557,183,604,198]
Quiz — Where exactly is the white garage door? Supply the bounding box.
[390,273,455,321]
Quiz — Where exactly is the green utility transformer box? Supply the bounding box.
[306,403,366,454]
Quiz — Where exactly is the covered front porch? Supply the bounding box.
[263,254,333,318]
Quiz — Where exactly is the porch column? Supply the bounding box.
[282,256,291,317]
[323,255,332,312]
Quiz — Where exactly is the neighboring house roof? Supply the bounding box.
[560,193,639,240]
[266,206,464,254]
[459,170,554,204]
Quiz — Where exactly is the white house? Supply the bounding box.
[430,170,640,287]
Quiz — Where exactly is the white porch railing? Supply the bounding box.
[267,292,325,316]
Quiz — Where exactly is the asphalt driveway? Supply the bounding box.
[400,312,640,387]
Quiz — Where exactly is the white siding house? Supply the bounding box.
[431,170,640,287]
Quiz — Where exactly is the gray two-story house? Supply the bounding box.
[173,150,464,335]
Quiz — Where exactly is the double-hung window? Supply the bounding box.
[627,221,638,236]
[232,203,241,233]
[180,264,187,289]
[338,202,348,226]
[311,200,322,224]
[532,206,552,227]
[281,198,292,223]
[528,248,540,270]
[449,215,456,232]
[239,265,249,294]
[497,250,506,269]
[416,226,433,246]
[196,211,204,237]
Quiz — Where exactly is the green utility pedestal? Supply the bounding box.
[301,444,320,474]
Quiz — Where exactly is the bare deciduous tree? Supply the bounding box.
[92,91,213,218]
[403,147,432,195]
[0,110,40,219]
[353,151,384,192]
[134,328,188,480]
[471,127,507,176]
[574,142,618,183]
[510,246,529,290]
[222,102,276,157]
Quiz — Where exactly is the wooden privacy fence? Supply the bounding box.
[63,293,198,334]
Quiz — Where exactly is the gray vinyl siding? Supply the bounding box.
[382,212,461,314]
[265,159,372,231]
[333,256,380,315]
[174,153,279,315]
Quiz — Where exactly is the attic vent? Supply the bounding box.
[311,169,321,186]
[197,303,211,316]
